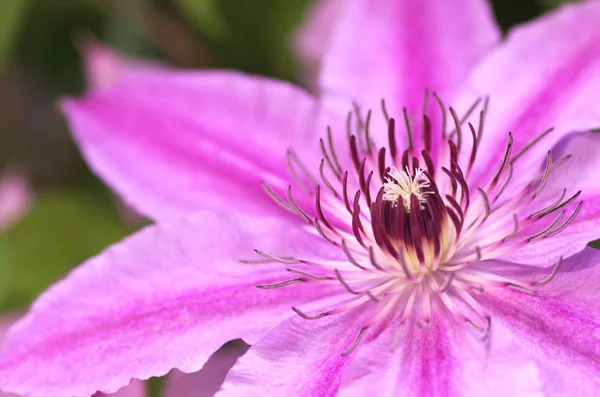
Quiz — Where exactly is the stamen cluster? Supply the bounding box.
[250,93,581,354]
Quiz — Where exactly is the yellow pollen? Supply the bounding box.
[383,167,431,212]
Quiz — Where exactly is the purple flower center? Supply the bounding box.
[252,94,581,354]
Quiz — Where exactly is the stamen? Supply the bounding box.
[286,186,312,223]
[349,135,361,171]
[449,107,463,150]
[365,110,374,154]
[542,202,582,238]
[368,246,385,271]
[477,188,491,219]
[341,239,367,270]
[314,218,339,245]
[532,256,563,286]
[382,167,431,210]
[342,171,352,213]
[254,249,305,264]
[315,185,337,232]
[436,272,455,292]
[319,159,339,197]
[381,99,391,124]
[335,269,359,295]
[477,96,489,142]
[388,118,398,161]
[530,190,581,219]
[292,307,328,320]
[491,133,513,184]
[398,248,417,282]
[287,149,317,193]
[527,211,565,242]
[287,268,333,281]
[421,149,435,176]
[467,122,478,174]
[378,148,387,181]
[534,152,552,198]
[327,127,343,174]
[320,137,341,180]
[466,316,491,341]
[352,102,371,155]
[341,327,368,356]
[257,278,305,289]
[261,181,295,214]
[505,283,536,295]
[511,127,555,164]
[433,92,447,138]
[422,115,432,154]
[502,214,519,242]
[352,191,368,248]
[403,107,413,151]
[494,163,514,201]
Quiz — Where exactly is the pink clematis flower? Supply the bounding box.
[1,0,600,396]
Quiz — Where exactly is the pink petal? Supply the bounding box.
[0,213,341,397]
[538,363,600,397]
[339,318,542,396]
[0,315,22,397]
[0,170,32,231]
[62,71,342,221]
[163,341,248,397]
[501,132,600,266]
[459,1,600,185]
[2,315,150,397]
[79,39,164,90]
[218,309,370,397]
[479,248,600,392]
[319,0,500,138]
[294,0,344,91]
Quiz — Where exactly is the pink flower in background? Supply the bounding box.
[1,0,600,396]
[294,0,343,91]
[0,170,32,231]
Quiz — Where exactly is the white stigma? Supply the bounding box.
[383,167,431,211]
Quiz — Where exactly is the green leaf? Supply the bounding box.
[0,0,31,75]
[0,190,132,311]
[174,0,228,44]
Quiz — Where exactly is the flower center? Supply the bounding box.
[382,167,431,211]
[251,93,581,353]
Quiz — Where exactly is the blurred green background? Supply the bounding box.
[0,0,582,374]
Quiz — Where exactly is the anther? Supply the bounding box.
[335,269,359,295]
[257,278,305,289]
[254,249,305,264]
[341,239,367,270]
[532,256,563,286]
[286,185,312,223]
[261,181,295,214]
[403,107,413,151]
[319,159,339,197]
[314,218,339,246]
[287,268,333,281]
[433,92,447,137]
[341,327,368,356]
[511,127,555,164]
[505,282,536,295]
[491,133,513,184]
[292,307,328,320]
